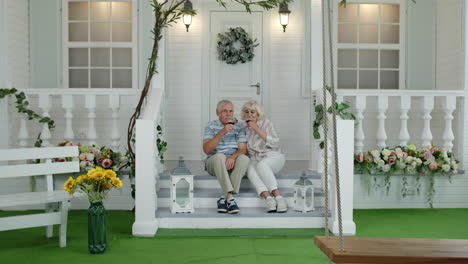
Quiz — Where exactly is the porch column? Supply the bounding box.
[309,0,323,171]
[132,119,158,237]
[463,1,468,170]
[0,0,9,150]
[330,120,356,236]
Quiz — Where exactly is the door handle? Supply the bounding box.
[250,82,260,95]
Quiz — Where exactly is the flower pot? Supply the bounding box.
[88,201,107,254]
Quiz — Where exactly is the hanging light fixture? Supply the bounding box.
[182,0,193,32]
[278,2,291,33]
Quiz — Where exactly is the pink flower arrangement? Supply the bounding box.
[56,141,127,173]
[355,144,458,176]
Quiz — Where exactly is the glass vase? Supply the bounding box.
[88,201,107,254]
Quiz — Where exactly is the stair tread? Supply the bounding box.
[160,173,321,180]
[157,207,327,218]
[157,187,324,198]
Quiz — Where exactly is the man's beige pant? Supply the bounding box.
[206,153,249,194]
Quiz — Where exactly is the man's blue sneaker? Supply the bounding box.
[217,198,228,213]
[227,199,240,214]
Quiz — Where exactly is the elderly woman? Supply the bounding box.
[241,100,287,213]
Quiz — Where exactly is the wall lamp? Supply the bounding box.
[279,2,291,33]
[182,0,193,32]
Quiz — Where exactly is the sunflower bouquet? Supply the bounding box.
[64,167,123,203]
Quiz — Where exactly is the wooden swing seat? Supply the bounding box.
[315,236,468,264]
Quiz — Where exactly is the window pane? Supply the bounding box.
[112,69,132,88]
[338,49,357,68]
[359,24,378,43]
[113,48,132,67]
[69,69,88,88]
[69,23,88,41]
[112,23,132,42]
[91,2,110,21]
[359,70,378,89]
[380,70,399,89]
[69,2,88,20]
[381,50,399,68]
[69,48,88,67]
[359,4,378,23]
[91,69,110,88]
[382,4,399,23]
[91,23,110,41]
[338,4,358,23]
[338,24,357,43]
[112,2,132,21]
[381,25,399,44]
[359,49,378,68]
[91,48,110,67]
[338,70,357,89]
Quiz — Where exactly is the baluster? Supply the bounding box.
[354,96,366,153]
[443,96,456,151]
[421,96,434,147]
[38,94,52,147]
[109,95,120,150]
[85,95,97,145]
[399,96,411,146]
[18,116,29,147]
[376,96,388,149]
[62,95,74,141]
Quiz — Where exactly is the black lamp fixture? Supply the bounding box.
[182,0,193,32]
[278,2,291,33]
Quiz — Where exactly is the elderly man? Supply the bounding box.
[203,100,249,214]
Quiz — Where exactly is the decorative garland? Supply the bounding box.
[217,27,259,64]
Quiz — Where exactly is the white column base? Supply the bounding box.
[331,220,356,236]
[132,220,158,237]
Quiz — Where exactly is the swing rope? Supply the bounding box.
[321,0,344,252]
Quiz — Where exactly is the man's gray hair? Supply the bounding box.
[216,99,233,110]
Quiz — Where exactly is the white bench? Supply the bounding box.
[0,146,79,247]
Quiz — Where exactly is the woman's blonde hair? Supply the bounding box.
[241,100,265,120]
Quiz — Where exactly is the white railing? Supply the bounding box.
[3,89,138,151]
[132,76,166,237]
[332,90,464,155]
[312,89,465,235]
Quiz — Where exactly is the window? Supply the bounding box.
[335,1,404,89]
[63,0,136,89]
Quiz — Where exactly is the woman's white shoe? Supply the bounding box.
[265,197,277,213]
[275,197,288,213]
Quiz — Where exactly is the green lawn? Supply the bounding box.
[1,209,467,264]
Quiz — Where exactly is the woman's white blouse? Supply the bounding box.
[245,119,282,161]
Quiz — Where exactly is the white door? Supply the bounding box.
[210,11,263,121]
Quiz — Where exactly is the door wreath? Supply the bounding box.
[217,27,259,64]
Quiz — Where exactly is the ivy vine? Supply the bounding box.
[313,87,356,149]
[0,88,55,130]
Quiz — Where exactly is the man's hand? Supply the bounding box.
[221,124,234,135]
[225,156,236,170]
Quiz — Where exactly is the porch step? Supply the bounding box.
[156,207,327,228]
[158,171,322,189]
[157,187,324,208]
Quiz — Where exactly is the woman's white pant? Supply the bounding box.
[247,153,285,195]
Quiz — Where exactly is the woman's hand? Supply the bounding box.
[246,119,259,130]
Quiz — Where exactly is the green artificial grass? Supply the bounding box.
[1,209,467,264]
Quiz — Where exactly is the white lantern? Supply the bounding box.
[170,157,194,214]
[294,173,314,212]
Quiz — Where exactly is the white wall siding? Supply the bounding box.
[5,0,30,89]
[164,0,310,161]
[436,0,464,91]
[354,173,468,209]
